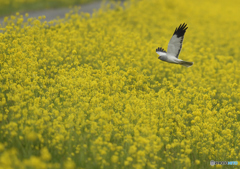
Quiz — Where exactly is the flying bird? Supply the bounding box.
[156,23,193,67]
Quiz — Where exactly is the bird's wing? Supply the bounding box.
[156,47,167,56]
[167,23,188,58]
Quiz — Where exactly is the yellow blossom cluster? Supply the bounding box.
[1,0,240,168]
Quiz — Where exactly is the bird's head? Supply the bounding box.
[158,55,167,61]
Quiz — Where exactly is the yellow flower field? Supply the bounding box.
[1,0,240,168]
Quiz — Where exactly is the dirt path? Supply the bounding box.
[0,1,104,24]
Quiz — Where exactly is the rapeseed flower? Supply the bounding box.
[0,0,240,168]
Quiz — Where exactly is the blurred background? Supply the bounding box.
[0,0,102,17]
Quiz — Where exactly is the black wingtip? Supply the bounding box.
[173,23,188,37]
[156,47,166,53]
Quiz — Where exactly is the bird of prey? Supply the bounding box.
[156,23,193,67]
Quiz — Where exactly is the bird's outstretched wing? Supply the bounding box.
[156,47,167,56]
[167,23,188,58]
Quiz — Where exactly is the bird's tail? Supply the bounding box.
[179,60,193,67]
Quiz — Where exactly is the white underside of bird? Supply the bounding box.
[156,23,193,67]
[156,51,193,67]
